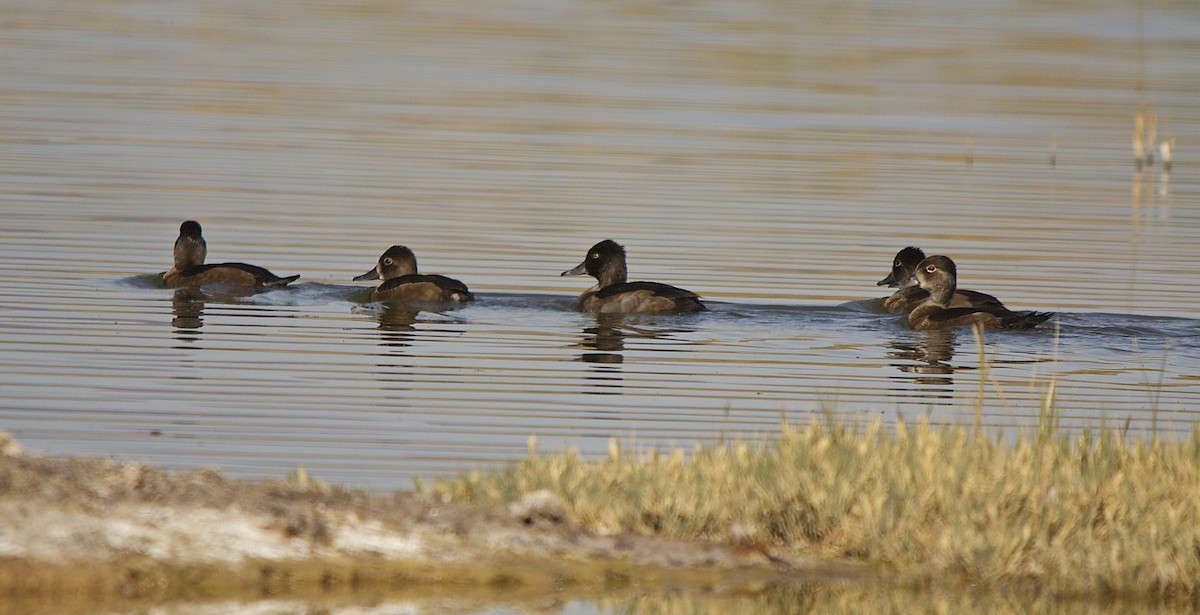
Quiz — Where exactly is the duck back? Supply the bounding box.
[908,304,1052,331]
[373,273,473,303]
[165,263,299,288]
[583,281,705,314]
[885,287,1006,314]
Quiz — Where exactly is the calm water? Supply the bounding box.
[3,0,1199,498]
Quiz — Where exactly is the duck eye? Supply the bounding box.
[925,264,936,273]
[383,258,394,266]
[894,259,901,267]
[591,252,600,260]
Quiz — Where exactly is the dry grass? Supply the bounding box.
[432,418,1200,601]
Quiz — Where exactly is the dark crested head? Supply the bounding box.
[896,246,926,270]
[562,239,627,283]
[878,246,925,287]
[355,245,418,281]
[173,220,207,270]
[585,239,625,273]
[179,220,204,238]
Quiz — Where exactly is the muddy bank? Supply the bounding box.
[0,431,860,612]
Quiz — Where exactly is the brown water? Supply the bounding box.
[2,0,1199,510]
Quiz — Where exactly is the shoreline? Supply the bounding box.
[0,430,860,612]
[6,418,1200,612]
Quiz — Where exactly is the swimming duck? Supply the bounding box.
[162,220,300,288]
[907,255,1053,331]
[354,245,473,303]
[878,246,1005,314]
[561,240,705,314]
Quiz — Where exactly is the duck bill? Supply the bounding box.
[561,261,588,277]
[353,268,380,282]
[877,271,898,287]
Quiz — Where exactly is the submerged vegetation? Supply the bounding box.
[433,416,1200,602]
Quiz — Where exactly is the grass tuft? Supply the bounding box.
[432,418,1200,600]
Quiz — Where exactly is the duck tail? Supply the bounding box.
[1002,310,1054,330]
[266,274,301,287]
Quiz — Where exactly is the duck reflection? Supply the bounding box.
[575,314,627,395]
[170,288,206,341]
[887,329,957,389]
[169,285,275,343]
[574,314,698,394]
[359,303,422,398]
[373,303,421,350]
[579,315,627,365]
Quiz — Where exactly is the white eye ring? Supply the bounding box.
[591,253,600,259]
[384,258,394,266]
[925,265,936,273]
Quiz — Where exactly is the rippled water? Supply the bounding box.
[2,0,1199,504]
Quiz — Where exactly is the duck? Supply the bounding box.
[878,246,1005,314]
[561,240,705,314]
[907,255,1053,331]
[354,245,473,303]
[162,220,300,288]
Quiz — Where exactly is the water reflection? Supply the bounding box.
[374,303,421,349]
[358,303,420,399]
[574,313,703,395]
[1132,166,1172,225]
[596,580,1194,615]
[63,580,1200,615]
[578,315,627,366]
[359,303,469,394]
[888,329,957,388]
[576,314,628,395]
[169,286,277,342]
[170,288,205,339]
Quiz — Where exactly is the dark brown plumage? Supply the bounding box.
[561,240,705,314]
[879,246,1004,314]
[354,245,473,303]
[907,255,1052,331]
[163,221,299,288]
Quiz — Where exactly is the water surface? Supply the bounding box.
[1,0,1198,496]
